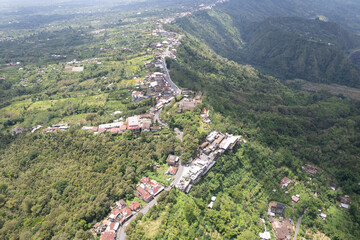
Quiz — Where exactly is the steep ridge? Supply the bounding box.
[175,9,360,88]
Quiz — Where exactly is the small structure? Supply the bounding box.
[340,195,351,205]
[127,116,141,133]
[208,195,217,209]
[72,66,84,72]
[132,91,144,102]
[110,128,120,135]
[166,154,179,166]
[137,186,153,203]
[259,231,271,240]
[129,201,140,211]
[319,213,327,220]
[292,195,299,203]
[340,203,349,209]
[302,164,317,174]
[116,199,126,209]
[120,206,133,223]
[12,127,24,136]
[271,203,286,216]
[272,218,292,240]
[280,177,293,189]
[100,231,116,240]
[167,166,178,175]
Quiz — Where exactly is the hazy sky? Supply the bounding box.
[0,0,133,8]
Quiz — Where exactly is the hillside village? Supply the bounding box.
[1,1,359,240]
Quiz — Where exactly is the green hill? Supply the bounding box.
[176,10,360,88]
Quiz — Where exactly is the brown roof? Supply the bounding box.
[140,177,150,184]
[129,201,140,211]
[166,155,179,164]
[121,206,133,219]
[137,186,152,201]
[100,231,116,240]
[153,185,164,196]
[168,166,178,175]
[292,196,299,202]
[281,177,291,184]
[110,128,120,134]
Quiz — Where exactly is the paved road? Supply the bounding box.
[117,197,159,240]
[161,50,181,97]
[172,163,185,186]
[293,208,309,240]
[154,108,169,127]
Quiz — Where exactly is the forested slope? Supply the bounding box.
[0,131,180,239]
[175,7,360,88]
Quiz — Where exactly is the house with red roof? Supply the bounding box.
[98,128,106,133]
[109,208,121,221]
[110,128,120,135]
[292,195,299,203]
[280,177,293,189]
[137,186,153,203]
[100,231,116,240]
[129,201,141,211]
[119,125,127,132]
[167,166,178,175]
[140,177,150,184]
[120,206,133,220]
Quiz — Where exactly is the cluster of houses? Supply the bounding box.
[5,62,21,66]
[92,178,165,239]
[302,164,317,174]
[143,72,176,110]
[93,199,141,240]
[131,90,146,102]
[166,154,180,175]
[268,203,293,240]
[177,92,202,113]
[82,114,155,134]
[176,131,242,193]
[43,124,70,133]
[136,177,164,203]
[201,108,211,123]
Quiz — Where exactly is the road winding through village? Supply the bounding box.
[116,49,185,240]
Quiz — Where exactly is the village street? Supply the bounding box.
[115,42,186,240]
[116,163,185,240]
[161,50,181,96]
[116,196,159,240]
[154,108,169,127]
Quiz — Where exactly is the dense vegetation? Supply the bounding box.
[175,7,360,88]
[0,0,359,239]
[0,130,181,239]
[125,32,360,239]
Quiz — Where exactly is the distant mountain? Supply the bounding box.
[240,17,360,87]
[220,0,360,34]
[176,7,360,88]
